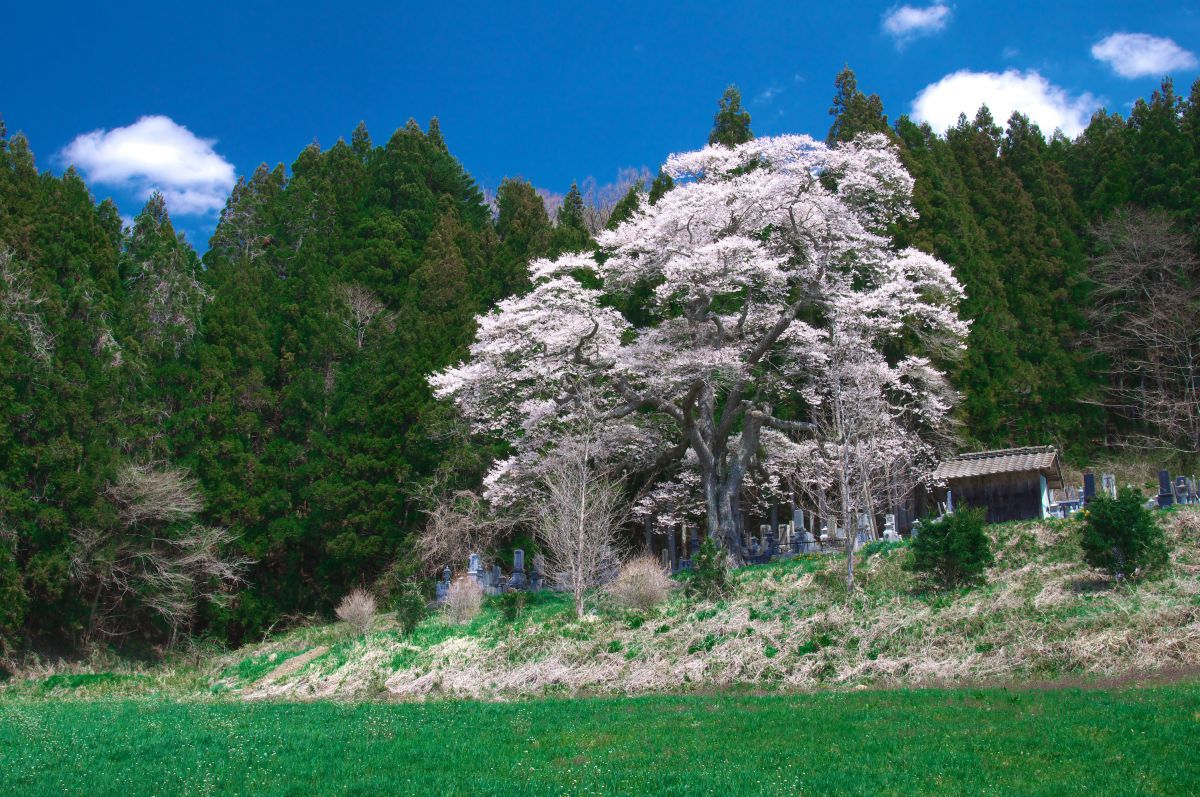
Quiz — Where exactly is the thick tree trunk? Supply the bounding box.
[701,464,746,565]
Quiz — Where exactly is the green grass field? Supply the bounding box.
[3,683,1198,796]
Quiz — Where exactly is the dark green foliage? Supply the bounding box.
[1080,489,1168,579]
[0,537,26,653]
[605,182,642,230]
[549,182,594,255]
[647,171,674,205]
[909,507,993,588]
[827,66,891,144]
[687,538,730,600]
[391,581,427,636]
[494,177,551,295]
[708,85,753,147]
[888,91,1100,452]
[0,118,507,652]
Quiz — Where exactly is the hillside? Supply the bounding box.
[6,507,1197,701]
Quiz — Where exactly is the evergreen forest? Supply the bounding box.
[2,69,1198,655]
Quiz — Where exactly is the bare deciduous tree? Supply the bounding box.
[534,429,628,618]
[416,490,515,576]
[1086,208,1200,454]
[337,283,393,349]
[0,246,54,363]
[70,463,249,645]
[579,168,652,235]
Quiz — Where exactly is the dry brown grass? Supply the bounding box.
[334,589,377,636]
[217,508,1200,701]
[444,577,483,624]
[607,556,674,613]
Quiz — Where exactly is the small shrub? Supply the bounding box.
[687,538,731,601]
[335,589,377,636]
[391,581,427,636]
[444,576,483,625]
[608,555,673,613]
[908,506,993,588]
[1080,488,1168,580]
[498,590,527,622]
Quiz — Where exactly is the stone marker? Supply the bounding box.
[882,514,900,542]
[1101,473,1117,499]
[1159,470,1175,508]
[509,549,527,590]
[799,528,817,553]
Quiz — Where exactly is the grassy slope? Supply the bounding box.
[4,508,1199,701]
[2,684,1198,796]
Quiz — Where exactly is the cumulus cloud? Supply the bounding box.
[61,116,236,216]
[1091,33,1198,79]
[911,69,1099,137]
[882,3,951,46]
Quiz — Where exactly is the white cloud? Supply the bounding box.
[755,85,783,105]
[882,3,951,46]
[61,116,236,216]
[911,69,1099,137]
[1091,33,1198,79]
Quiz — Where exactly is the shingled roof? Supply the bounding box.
[931,446,1064,488]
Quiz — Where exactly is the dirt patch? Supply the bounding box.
[259,646,329,684]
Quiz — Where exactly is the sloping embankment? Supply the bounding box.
[209,508,1200,700]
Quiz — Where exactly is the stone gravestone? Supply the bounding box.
[882,514,901,542]
[689,527,700,559]
[1158,470,1175,508]
[1174,476,1192,505]
[910,519,921,539]
[532,553,546,592]
[468,552,482,586]
[1083,473,1096,504]
[1101,474,1117,499]
[436,566,452,602]
[509,549,527,590]
[760,524,776,558]
[799,527,817,554]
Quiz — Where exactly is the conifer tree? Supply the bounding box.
[494,177,552,295]
[708,85,754,147]
[827,66,891,144]
[549,182,594,255]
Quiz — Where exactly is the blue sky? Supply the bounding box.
[5,1,1198,248]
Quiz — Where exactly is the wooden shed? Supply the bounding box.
[930,446,1064,523]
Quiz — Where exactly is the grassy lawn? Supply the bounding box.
[2,683,1198,796]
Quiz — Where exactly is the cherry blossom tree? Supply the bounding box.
[433,134,966,560]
